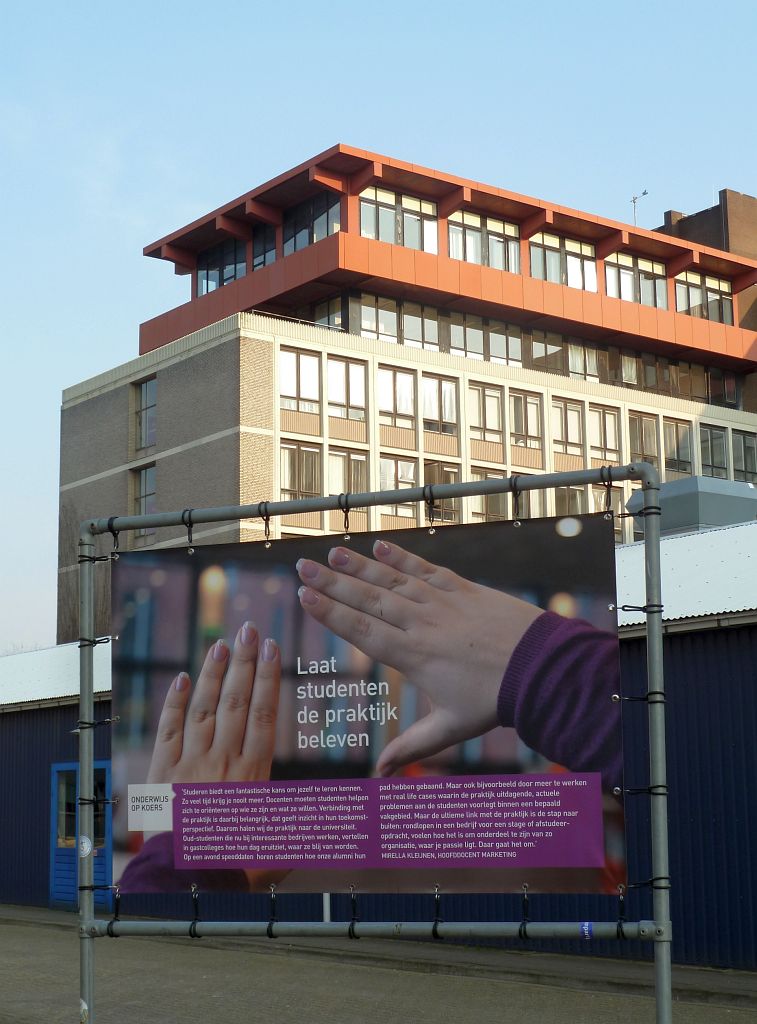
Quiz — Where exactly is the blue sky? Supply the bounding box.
[1,0,755,655]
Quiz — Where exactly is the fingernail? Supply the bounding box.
[174,672,189,692]
[374,540,391,557]
[241,621,257,646]
[262,638,277,661]
[212,639,228,662]
[329,547,350,567]
[296,558,318,580]
[298,585,319,606]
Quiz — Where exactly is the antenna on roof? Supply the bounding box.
[631,190,648,226]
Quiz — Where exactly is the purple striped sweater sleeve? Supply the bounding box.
[497,611,622,793]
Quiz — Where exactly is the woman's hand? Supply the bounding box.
[296,540,541,775]
[147,622,280,785]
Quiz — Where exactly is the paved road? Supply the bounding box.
[1,907,754,1023]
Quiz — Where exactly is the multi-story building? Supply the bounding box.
[57,145,757,642]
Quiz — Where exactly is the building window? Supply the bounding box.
[135,378,156,450]
[448,314,522,364]
[422,376,457,435]
[402,302,439,350]
[134,465,156,536]
[283,193,340,256]
[531,330,566,374]
[675,272,733,325]
[552,398,584,457]
[509,391,542,449]
[530,233,597,292]
[567,340,600,382]
[448,212,519,271]
[361,294,398,342]
[708,366,738,407]
[197,239,246,296]
[279,349,320,414]
[329,448,368,495]
[380,456,417,516]
[281,442,321,500]
[469,384,503,443]
[629,412,659,467]
[424,461,460,522]
[378,367,415,429]
[700,425,728,479]
[315,297,343,328]
[733,431,757,483]
[663,419,693,476]
[253,225,276,270]
[327,358,365,420]
[591,486,624,542]
[360,187,437,253]
[470,469,506,521]
[588,406,620,463]
[605,253,667,308]
[555,485,587,516]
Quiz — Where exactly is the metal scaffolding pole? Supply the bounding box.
[78,462,671,1024]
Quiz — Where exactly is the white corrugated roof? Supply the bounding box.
[616,520,757,627]
[0,641,111,707]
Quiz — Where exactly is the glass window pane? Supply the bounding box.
[465,228,482,264]
[378,298,398,340]
[442,380,457,422]
[449,224,464,260]
[403,212,421,250]
[396,373,414,415]
[545,248,561,283]
[328,360,345,404]
[280,351,297,396]
[488,235,504,270]
[423,378,439,419]
[349,363,365,406]
[300,354,319,400]
[423,219,438,254]
[378,205,395,243]
[620,267,634,302]
[583,260,597,292]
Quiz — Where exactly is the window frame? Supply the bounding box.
[530,232,597,292]
[468,383,503,444]
[379,455,418,517]
[280,441,322,501]
[327,357,366,421]
[279,348,321,415]
[359,187,437,253]
[700,424,728,479]
[552,398,584,457]
[509,390,543,450]
[422,375,458,436]
[135,378,157,451]
[377,366,416,430]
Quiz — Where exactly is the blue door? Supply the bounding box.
[50,762,112,910]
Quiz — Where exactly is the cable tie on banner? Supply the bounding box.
[619,604,664,614]
[623,784,668,797]
[423,484,436,534]
[348,884,360,939]
[107,517,120,561]
[518,883,530,940]
[267,883,278,939]
[188,883,201,938]
[181,508,195,555]
[257,501,272,548]
[78,884,114,892]
[431,884,443,941]
[636,505,662,518]
[77,635,111,649]
[338,493,351,540]
[78,553,111,564]
[628,876,671,891]
[107,885,121,938]
[510,474,521,526]
[74,716,120,732]
[617,691,666,705]
[616,884,627,940]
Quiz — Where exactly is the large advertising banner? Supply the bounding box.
[111,515,625,894]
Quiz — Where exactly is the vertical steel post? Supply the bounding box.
[78,526,96,1023]
[641,466,673,1024]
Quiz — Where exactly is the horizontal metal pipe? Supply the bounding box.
[88,919,650,941]
[84,463,656,538]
